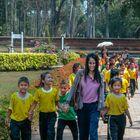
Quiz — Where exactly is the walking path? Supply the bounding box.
[32,79,140,140]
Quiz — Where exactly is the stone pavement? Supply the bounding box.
[32,81,140,140]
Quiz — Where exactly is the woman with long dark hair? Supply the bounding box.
[64,53,104,140]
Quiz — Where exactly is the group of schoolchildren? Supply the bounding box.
[5,63,81,140]
[98,48,137,140]
[5,48,138,140]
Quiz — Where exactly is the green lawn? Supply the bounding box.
[0,70,48,139]
[0,70,47,96]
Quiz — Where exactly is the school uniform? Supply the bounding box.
[120,78,129,96]
[102,68,110,93]
[34,87,59,140]
[105,93,128,140]
[69,73,76,87]
[9,92,33,140]
[56,92,78,140]
[123,69,130,82]
[128,68,137,97]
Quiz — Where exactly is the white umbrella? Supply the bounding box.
[97,41,113,47]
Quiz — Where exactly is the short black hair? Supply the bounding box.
[110,77,122,88]
[110,68,119,79]
[72,63,81,72]
[60,79,69,85]
[18,76,29,85]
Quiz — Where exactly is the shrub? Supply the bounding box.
[33,42,57,53]
[75,51,87,58]
[0,57,85,139]
[0,53,58,71]
[138,59,140,69]
[51,57,85,87]
[58,51,80,65]
[0,95,10,140]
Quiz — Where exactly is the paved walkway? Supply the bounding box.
[32,80,140,140]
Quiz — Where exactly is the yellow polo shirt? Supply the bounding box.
[120,78,129,94]
[9,92,33,121]
[105,93,128,115]
[69,73,76,87]
[34,87,59,112]
[128,68,137,80]
[123,69,130,81]
[102,68,110,82]
[106,70,111,83]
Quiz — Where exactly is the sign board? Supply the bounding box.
[12,34,22,39]
[11,32,24,53]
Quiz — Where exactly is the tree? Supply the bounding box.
[122,0,140,18]
[0,0,139,38]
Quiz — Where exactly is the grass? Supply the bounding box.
[0,70,48,139]
[0,70,47,139]
[0,57,86,139]
[0,70,47,96]
[0,70,48,117]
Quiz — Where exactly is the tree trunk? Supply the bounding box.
[50,0,56,37]
[87,0,92,38]
[5,0,8,35]
[68,0,73,37]
[92,0,96,38]
[104,0,109,38]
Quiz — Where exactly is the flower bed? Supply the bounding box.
[30,57,85,90]
[51,57,85,87]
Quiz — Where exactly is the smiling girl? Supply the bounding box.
[101,77,132,140]
[28,72,59,140]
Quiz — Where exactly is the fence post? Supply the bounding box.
[61,34,65,50]
[11,32,24,53]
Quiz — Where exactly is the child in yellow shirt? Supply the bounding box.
[29,72,59,140]
[101,77,132,140]
[102,62,110,93]
[120,63,130,82]
[5,77,33,140]
[128,62,137,98]
[119,69,130,98]
[69,63,81,87]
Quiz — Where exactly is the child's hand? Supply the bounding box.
[100,111,105,121]
[5,117,10,128]
[129,119,133,127]
[28,111,34,121]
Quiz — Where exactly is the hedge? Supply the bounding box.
[0,53,58,71]
[59,51,80,65]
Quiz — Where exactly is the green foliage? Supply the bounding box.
[138,59,140,68]
[1,0,140,38]
[122,0,140,18]
[75,51,87,58]
[33,43,56,53]
[0,53,58,71]
[0,0,5,26]
[0,95,10,140]
[0,117,9,140]
[58,51,80,65]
